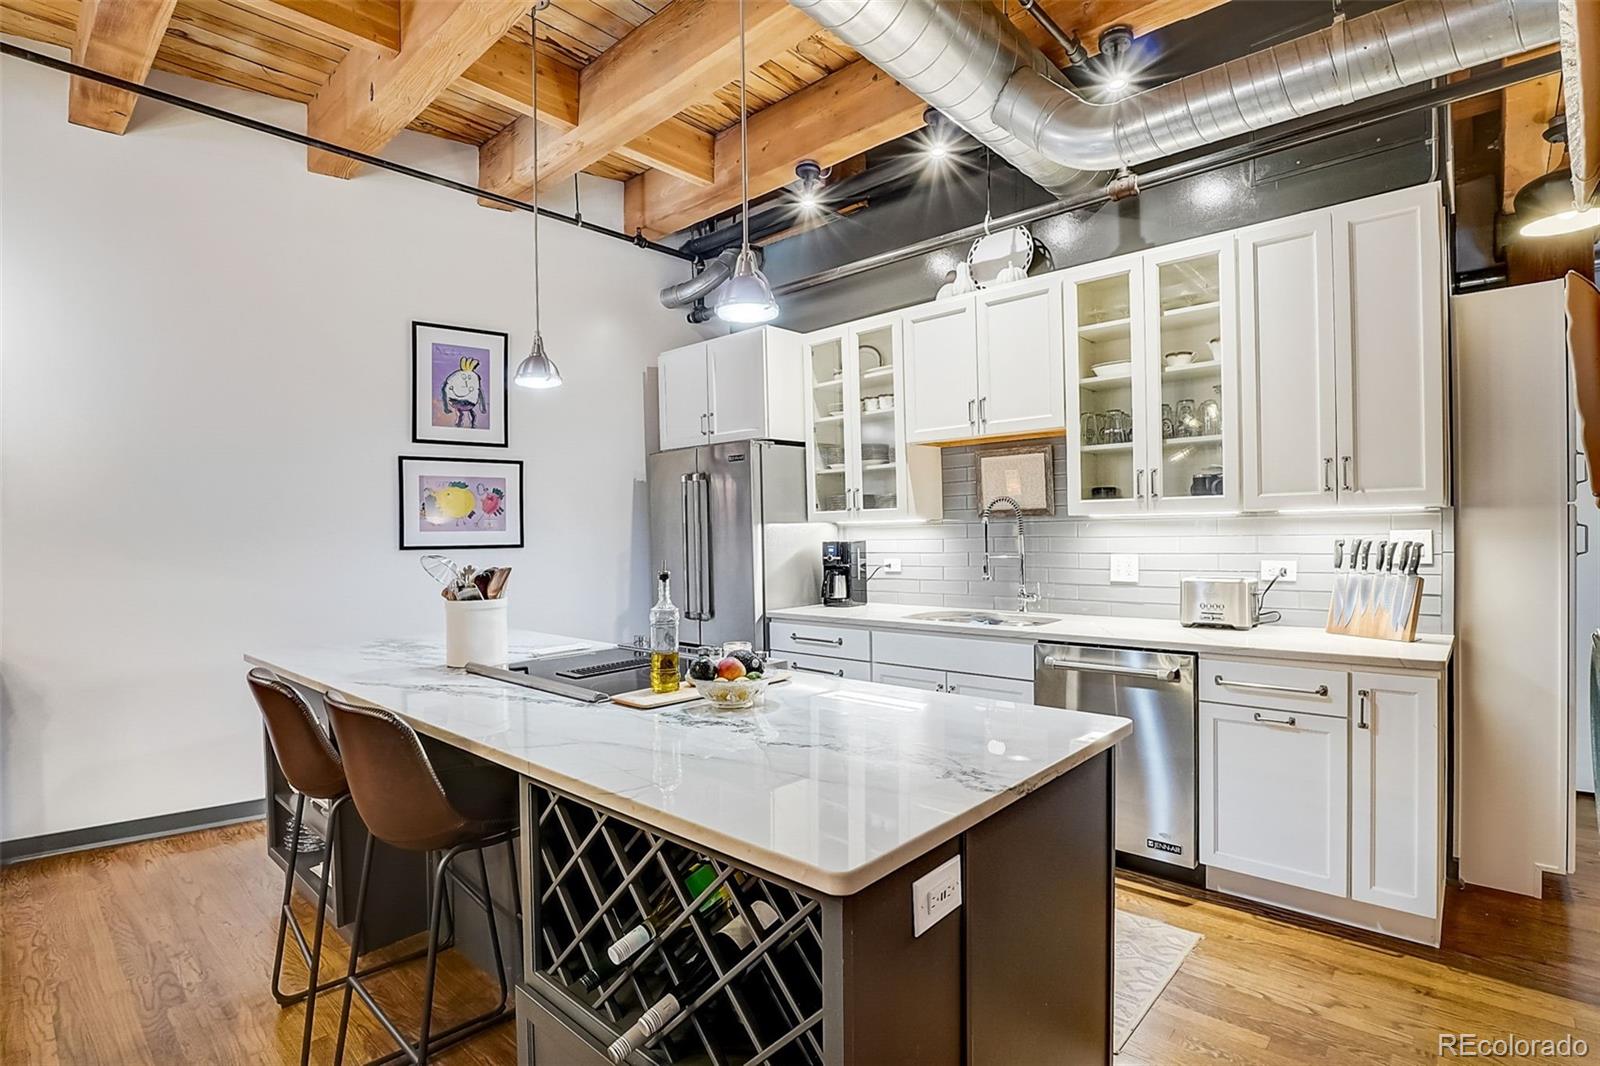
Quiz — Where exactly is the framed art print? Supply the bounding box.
[412,321,509,447]
[398,456,524,550]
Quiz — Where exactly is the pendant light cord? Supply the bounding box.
[739,0,749,251]
[531,4,543,334]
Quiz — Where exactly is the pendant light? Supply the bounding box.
[515,2,563,389]
[713,0,779,325]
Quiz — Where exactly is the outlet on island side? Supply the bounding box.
[912,854,962,937]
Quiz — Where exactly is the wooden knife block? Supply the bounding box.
[1325,572,1422,641]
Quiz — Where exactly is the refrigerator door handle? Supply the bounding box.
[680,474,700,619]
[688,471,714,621]
[1578,518,1591,557]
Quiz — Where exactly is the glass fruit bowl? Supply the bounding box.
[688,675,770,710]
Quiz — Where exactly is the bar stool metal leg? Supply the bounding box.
[333,833,376,1066]
[270,791,308,1006]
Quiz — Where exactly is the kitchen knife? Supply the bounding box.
[1349,539,1364,570]
[1333,538,1345,569]
[1359,540,1373,570]
[1407,543,1422,575]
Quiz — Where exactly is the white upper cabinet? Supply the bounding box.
[1063,237,1237,517]
[903,295,981,443]
[1330,185,1447,509]
[656,327,803,452]
[1349,672,1442,919]
[902,282,1067,445]
[802,315,942,523]
[1238,183,1448,511]
[1063,253,1149,516]
[658,341,712,452]
[975,277,1065,438]
[1238,212,1340,509]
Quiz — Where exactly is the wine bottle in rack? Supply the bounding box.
[604,862,750,966]
[604,902,783,1063]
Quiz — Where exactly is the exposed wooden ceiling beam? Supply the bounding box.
[626,0,1231,237]
[615,119,716,186]
[626,60,923,239]
[454,34,581,131]
[306,0,531,178]
[69,0,180,134]
[1500,47,1565,212]
[229,0,401,59]
[479,0,817,200]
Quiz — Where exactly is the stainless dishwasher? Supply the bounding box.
[1035,643,1199,872]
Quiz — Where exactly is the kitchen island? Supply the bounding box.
[248,632,1132,1066]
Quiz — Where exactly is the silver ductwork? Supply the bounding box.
[791,0,1560,195]
[787,0,1094,197]
[659,248,741,308]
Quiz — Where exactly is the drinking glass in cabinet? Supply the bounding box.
[1175,399,1198,437]
[1200,387,1222,437]
[1161,403,1175,440]
[1105,409,1131,443]
[1081,412,1102,446]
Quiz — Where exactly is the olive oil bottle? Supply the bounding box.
[648,570,681,693]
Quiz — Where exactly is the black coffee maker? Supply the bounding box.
[821,541,867,607]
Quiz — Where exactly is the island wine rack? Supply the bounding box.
[520,783,826,1066]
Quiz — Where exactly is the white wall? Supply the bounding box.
[0,52,704,842]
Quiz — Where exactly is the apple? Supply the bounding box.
[716,657,746,681]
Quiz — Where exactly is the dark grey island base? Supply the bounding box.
[514,751,1114,1066]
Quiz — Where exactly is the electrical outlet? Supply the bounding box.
[882,558,903,574]
[1109,554,1139,583]
[1260,560,1297,583]
[912,855,962,937]
[1391,529,1434,565]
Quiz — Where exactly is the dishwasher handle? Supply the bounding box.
[1041,656,1182,682]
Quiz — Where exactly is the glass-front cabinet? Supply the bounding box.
[1064,252,1148,516]
[1064,236,1238,516]
[803,315,942,523]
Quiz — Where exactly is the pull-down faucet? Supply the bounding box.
[980,496,1040,612]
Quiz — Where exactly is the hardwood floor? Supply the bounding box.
[3,802,1597,1064]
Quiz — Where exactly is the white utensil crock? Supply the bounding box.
[444,598,508,668]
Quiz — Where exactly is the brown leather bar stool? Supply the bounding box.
[249,669,440,1066]
[323,691,519,1066]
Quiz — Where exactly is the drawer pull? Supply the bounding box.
[1252,711,1297,727]
[1214,675,1329,698]
[1356,688,1370,729]
[793,664,844,677]
[790,633,844,647]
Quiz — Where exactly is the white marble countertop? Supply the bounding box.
[769,603,1454,671]
[246,632,1130,896]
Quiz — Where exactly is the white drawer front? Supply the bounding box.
[871,662,947,692]
[1202,656,1349,717]
[946,671,1034,703]
[771,622,871,662]
[784,651,872,681]
[871,629,1034,681]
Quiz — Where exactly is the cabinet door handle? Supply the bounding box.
[790,633,844,647]
[978,396,988,428]
[1252,711,1298,727]
[1356,688,1370,729]
[1149,467,1160,498]
[935,683,945,692]
[968,398,977,432]
[946,682,959,694]
[1135,469,1145,499]
[793,664,845,677]
[1578,521,1591,557]
[1341,455,1353,491]
[1322,457,1334,493]
[1214,675,1329,697]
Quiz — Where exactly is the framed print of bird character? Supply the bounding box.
[412,321,509,447]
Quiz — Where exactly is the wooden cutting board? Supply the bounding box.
[611,672,792,709]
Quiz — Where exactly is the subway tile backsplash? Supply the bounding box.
[840,442,1454,634]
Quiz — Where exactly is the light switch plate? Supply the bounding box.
[912,854,962,937]
[1110,554,1139,584]
[1391,529,1434,565]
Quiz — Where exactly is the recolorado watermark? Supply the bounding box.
[1440,1033,1590,1058]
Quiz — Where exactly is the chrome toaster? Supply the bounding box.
[1179,576,1261,629]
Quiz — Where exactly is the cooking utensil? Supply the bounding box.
[1333,539,1345,568]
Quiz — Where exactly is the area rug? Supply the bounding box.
[1114,909,1202,1053]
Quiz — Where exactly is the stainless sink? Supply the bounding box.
[907,610,1060,627]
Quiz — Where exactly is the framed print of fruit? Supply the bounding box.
[412,321,509,447]
[398,456,524,550]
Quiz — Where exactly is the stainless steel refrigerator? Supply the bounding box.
[647,440,834,650]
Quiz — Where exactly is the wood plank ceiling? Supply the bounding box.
[0,0,1225,235]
